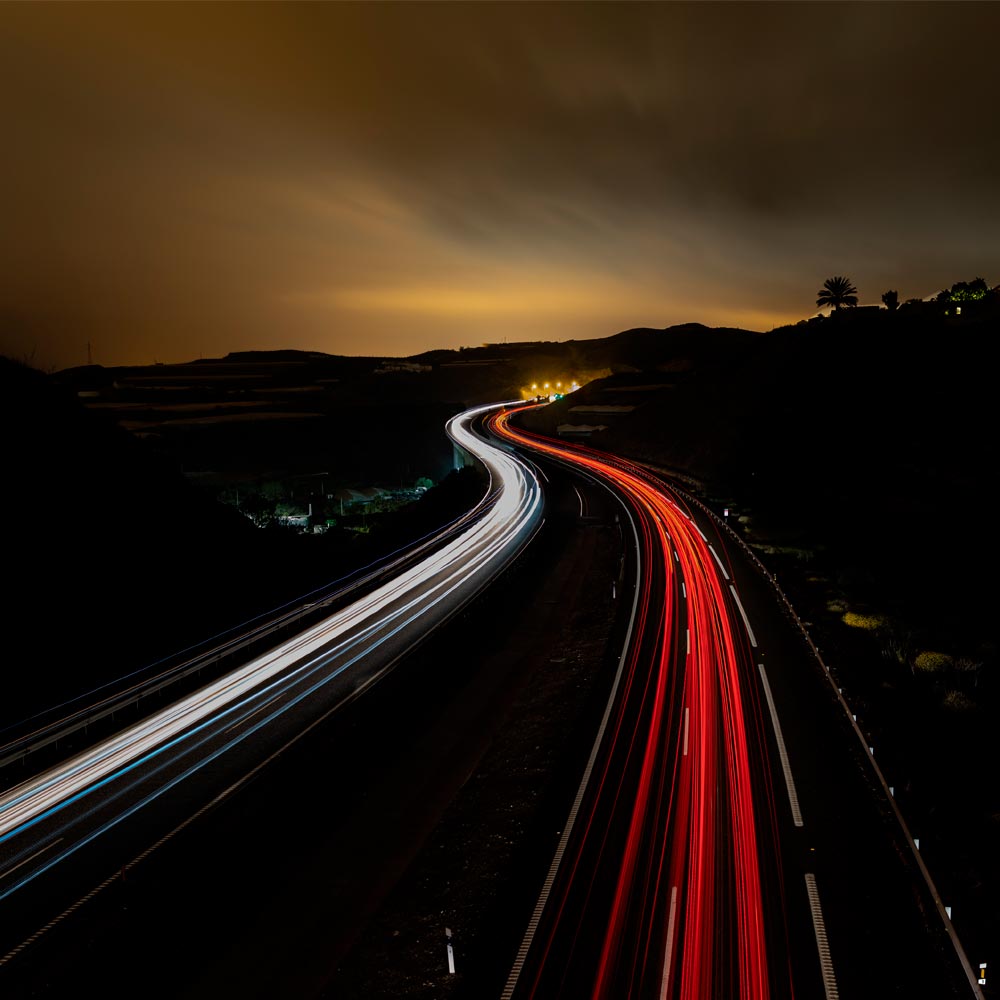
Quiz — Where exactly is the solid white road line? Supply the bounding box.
[708,544,730,580]
[758,664,803,827]
[729,584,758,647]
[659,885,679,1000]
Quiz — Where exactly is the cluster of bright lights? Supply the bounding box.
[526,378,580,401]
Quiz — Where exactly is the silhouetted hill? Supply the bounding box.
[408,323,757,375]
[48,326,738,497]
[520,309,996,640]
[49,326,756,499]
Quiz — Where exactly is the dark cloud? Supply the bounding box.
[2,2,998,369]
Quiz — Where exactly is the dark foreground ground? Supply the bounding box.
[320,490,620,1000]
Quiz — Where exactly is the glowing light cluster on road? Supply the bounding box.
[0,402,541,902]
[490,408,783,1000]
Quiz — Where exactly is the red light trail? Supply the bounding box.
[490,406,788,1000]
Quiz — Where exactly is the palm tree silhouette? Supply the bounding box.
[817,276,859,312]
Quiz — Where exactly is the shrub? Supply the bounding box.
[914,650,953,673]
[842,611,888,631]
[942,690,975,712]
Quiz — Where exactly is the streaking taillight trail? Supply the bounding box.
[490,407,784,1000]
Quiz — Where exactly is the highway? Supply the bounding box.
[1,397,986,999]
[0,401,543,972]
[488,406,982,1000]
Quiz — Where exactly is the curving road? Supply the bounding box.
[2,398,983,999]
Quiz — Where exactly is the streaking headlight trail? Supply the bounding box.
[0,401,542,904]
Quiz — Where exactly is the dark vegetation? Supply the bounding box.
[564,306,987,597]
[521,287,998,656]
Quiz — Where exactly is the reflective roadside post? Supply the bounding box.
[446,927,456,974]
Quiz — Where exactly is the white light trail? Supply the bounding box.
[0,403,541,864]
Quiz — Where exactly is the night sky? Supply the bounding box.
[3,2,998,371]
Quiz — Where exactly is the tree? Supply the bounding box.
[936,277,990,303]
[817,276,858,312]
[881,289,899,312]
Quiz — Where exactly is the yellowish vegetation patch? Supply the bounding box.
[914,651,953,673]
[841,611,888,631]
